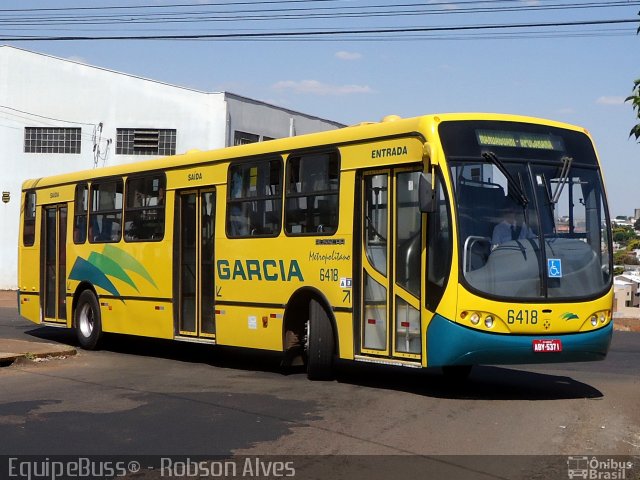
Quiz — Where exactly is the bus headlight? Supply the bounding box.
[599,313,606,323]
[484,316,494,329]
[590,315,598,327]
[470,313,480,325]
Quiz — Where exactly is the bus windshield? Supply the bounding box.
[439,120,612,301]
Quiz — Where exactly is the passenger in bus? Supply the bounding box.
[110,220,121,241]
[74,216,87,243]
[492,204,535,247]
[89,216,100,242]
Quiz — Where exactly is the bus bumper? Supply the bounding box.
[426,314,613,367]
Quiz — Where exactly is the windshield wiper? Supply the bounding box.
[550,156,573,204]
[482,151,529,206]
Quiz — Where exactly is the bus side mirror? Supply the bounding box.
[419,173,436,213]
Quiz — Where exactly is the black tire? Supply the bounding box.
[75,290,103,350]
[306,298,335,380]
[442,365,473,381]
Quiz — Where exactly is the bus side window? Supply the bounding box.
[226,158,282,238]
[23,190,36,246]
[74,183,88,244]
[90,179,123,243]
[124,174,166,242]
[285,151,340,235]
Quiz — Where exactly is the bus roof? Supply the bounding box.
[21,112,587,191]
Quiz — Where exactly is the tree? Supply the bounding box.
[614,251,640,266]
[613,226,636,244]
[627,79,640,142]
[628,14,640,141]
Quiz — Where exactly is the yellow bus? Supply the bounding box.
[17,113,614,380]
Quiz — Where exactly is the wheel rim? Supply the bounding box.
[79,303,94,338]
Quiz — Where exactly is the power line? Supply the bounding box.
[0,105,96,126]
[0,1,637,25]
[0,18,636,41]
[2,0,575,15]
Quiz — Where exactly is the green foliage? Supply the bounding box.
[625,12,640,143]
[614,251,639,266]
[626,78,640,142]
[630,13,640,141]
[627,238,640,251]
[613,226,636,243]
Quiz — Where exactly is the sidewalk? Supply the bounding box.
[0,290,77,365]
[0,289,16,308]
[0,338,77,365]
[613,306,640,332]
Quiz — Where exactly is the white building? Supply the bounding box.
[0,46,344,289]
[614,274,640,310]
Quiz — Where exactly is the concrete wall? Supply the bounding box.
[224,93,344,145]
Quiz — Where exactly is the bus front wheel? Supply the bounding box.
[75,290,103,350]
[306,299,334,380]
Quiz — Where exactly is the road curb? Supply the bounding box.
[0,339,77,366]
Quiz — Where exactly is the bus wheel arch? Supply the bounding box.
[282,287,338,379]
[72,283,103,350]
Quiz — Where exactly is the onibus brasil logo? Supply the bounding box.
[567,456,633,479]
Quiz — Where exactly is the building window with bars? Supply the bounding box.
[116,128,176,156]
[24,127,81,154]
[234,131,260,146]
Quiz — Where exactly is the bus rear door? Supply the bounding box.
[175,189,216,340]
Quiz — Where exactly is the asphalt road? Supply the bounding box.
[1,304,639,478]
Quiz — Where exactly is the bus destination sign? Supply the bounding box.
[476,130,565,151]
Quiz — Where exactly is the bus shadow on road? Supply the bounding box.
[25,326,286,374]
[25,326,603,401]
[333,362,604,401]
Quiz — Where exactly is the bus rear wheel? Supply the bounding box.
[306,299,335,381]
[75,290,103,350]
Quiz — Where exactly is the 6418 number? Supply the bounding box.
[507,309,538,325]
[320,268,338,282]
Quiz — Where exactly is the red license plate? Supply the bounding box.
[532,339,563,352]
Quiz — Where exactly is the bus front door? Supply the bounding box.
[360,169,423,362]
[176,189,216,340]
[42,204,68,324]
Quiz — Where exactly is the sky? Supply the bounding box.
[1,0,639,216]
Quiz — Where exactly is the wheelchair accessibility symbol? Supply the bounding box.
[548,259,562,278]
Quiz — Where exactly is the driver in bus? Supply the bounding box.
[492,203,535,247]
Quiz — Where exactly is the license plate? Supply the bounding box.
[532,339,563,352]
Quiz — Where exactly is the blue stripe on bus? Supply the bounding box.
[426,314,613,367]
